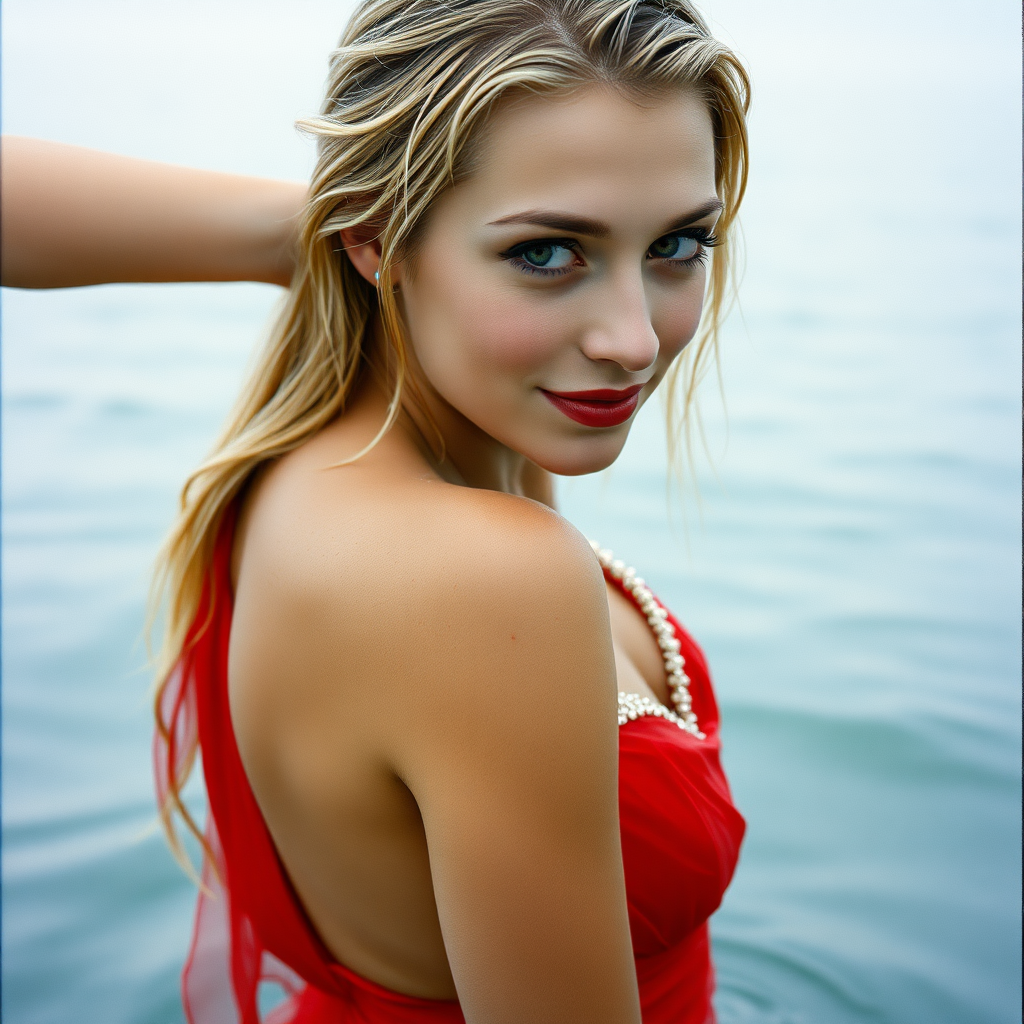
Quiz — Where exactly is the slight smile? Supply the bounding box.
[540,384,645,428]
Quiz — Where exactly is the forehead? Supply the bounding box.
[451,84,717,230]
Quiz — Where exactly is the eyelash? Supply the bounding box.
[501,237,581,278]
[500,228,720,278]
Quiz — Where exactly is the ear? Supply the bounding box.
[337,227,399,288]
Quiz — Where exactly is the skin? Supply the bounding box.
[0,136,304,288]
[228,83,720,1023]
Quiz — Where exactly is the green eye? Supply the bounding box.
[511,242,577,272]
[523,245,555,267]
[649,235,700,260]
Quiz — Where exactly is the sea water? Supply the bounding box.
[2,2,1020,1022]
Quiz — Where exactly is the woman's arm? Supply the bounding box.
[387,498,642,1023]
[0,136,305,289]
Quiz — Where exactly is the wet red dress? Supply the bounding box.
[155,513,745,1024]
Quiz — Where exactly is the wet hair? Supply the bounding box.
[152,0,749,873]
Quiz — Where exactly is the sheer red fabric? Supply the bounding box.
[154,510,745,1023]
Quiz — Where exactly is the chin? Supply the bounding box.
[526,433,630,478]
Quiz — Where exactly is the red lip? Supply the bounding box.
[540,384,645,428]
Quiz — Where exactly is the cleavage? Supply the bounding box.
[605,581,671,706]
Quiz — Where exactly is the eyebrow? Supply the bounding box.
[487,198,724,238]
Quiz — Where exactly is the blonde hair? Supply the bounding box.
[152,0,749,872]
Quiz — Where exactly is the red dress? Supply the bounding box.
[155,512,745,1024]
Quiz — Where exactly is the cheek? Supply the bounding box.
[654,277,707,363]
[419,272,567,379]
[463,292,566,373]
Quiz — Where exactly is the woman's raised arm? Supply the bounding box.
[0,136,305,289]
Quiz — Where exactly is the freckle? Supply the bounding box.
[511,634,516,641]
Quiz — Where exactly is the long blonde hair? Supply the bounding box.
[152,0,749,872]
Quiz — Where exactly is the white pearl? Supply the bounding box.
[598,543,701,739]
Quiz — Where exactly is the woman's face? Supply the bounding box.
[396,83,720,478]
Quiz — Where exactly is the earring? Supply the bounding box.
[374,271,380,285]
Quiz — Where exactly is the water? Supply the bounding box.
[2,2,1020,1022]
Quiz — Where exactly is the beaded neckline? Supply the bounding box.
[591,542,705,740]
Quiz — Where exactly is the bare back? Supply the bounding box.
[227,384,672,1015]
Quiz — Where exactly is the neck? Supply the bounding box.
[401,381,530,496]
[363,321,543,501]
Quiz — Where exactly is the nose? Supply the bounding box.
[579,271,659,373]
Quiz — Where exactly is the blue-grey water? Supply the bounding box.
[2,2,1020,1022]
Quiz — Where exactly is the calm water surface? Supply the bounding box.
[2,2,1020,1022]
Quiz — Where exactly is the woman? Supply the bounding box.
[2,0,749,1021]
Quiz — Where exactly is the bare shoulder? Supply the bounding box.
[342,482,622,799]
[401,482,606,619]
[393,481,616,716]
[233,449,616,751]
[237,446,607,648]
[380,482,613,683]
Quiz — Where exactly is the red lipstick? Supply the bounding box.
[540,384,645,428]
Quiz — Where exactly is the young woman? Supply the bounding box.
[2,1,750,1021]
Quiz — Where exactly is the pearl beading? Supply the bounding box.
[591,541,705,740]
